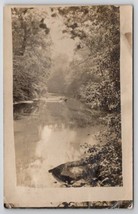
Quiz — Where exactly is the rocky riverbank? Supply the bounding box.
[49,141,123,187]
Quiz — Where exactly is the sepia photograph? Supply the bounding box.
[12,5,122,188]
[4,5,133,208]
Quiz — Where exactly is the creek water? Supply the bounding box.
[14,94,103,188]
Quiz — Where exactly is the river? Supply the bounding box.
[14,94,104,188]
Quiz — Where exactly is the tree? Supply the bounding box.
[56,6,121,142]
[12,8,51,101]
[57,6,120,112]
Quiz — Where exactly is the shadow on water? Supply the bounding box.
[14,95,104,187]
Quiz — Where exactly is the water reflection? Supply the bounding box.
[14,96,102,187]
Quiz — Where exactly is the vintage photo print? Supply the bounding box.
[4,5,133,208]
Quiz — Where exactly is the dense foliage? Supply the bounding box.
[57,6,121,143]
[49,140,122,187]
[58,6,120,111]
[12,8,51,102]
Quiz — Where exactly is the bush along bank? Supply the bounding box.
[49,140,123,187]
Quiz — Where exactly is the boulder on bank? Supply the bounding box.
[49,141,122,187]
